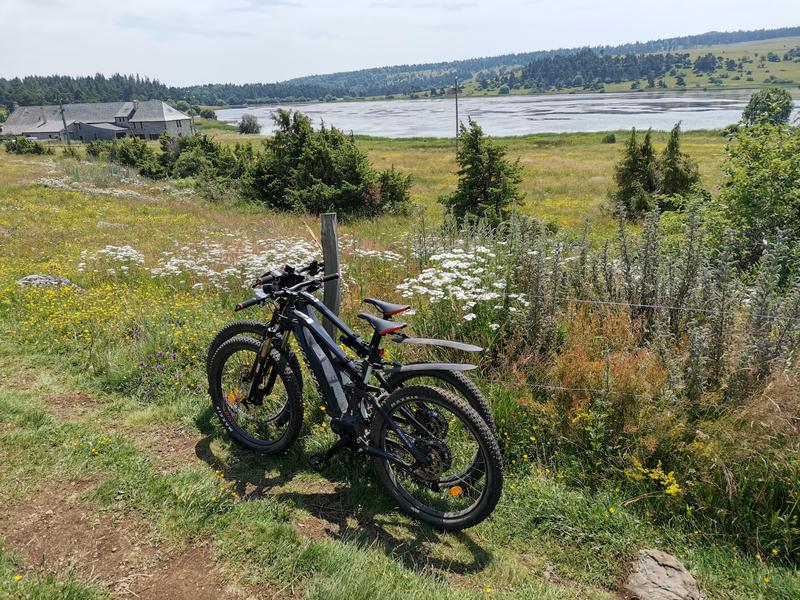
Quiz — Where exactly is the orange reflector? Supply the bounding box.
[448,485,463,497]
[227,389,239,405]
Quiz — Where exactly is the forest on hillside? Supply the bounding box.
[1,26,798,108]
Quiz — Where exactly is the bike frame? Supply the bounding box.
[248,284,429,467]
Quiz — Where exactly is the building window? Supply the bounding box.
[149,134,159,141]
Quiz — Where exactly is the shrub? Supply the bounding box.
[85,139,111,158]
[243,110,412,218]
[199,108,217,120]
[498,85,511,95]
[239,114,261,134]
[719,123,800,265]
[601,133,616,144]
[742,87,794,126]
[62,145,80,160]
[4,136,54,155]
[439,118,523,228]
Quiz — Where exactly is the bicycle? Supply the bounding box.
[207,268,503,529]
[205,261,496,433]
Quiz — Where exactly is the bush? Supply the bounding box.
[4,136,53,155]
[239,114,261,134]
[85,139,111,158]
[601,133,616,144]
[742,87,794,126]
[171,147,213,178]
[199,108,217,120]
[719,123,800,265]
[62,145,80,160]
[0,105,7,123]
[439,118,523,227]
[243,110,412,218]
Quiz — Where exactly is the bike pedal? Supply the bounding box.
[308,452,330,472]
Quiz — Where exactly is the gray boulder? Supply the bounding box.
[16,274,76,288]
[624,549,706,600]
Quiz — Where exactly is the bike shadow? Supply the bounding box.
[194,432,493,577]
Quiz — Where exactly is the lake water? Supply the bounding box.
[217,89,800,138]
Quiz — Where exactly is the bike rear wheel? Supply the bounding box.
[208,336,303,454]
[370,385,503,530]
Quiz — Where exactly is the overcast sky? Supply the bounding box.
[2,0,799,86]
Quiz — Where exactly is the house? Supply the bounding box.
[0,100,194,142]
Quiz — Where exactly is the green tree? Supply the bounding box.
[239,114,261,134]
[0,105,7,123]
[613,128,657,214]
[199,108,217,120]
[719,123,800,265]
[742,87,794,126]
[439,119,523,227]
[658,122,700,197]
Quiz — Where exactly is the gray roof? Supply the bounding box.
[128,100,188,122]
[2,100,189,134]
[79,122,129,132]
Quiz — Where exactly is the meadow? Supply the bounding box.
[1,130,799,599]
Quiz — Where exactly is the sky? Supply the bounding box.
[2,0,799,86]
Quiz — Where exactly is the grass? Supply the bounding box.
[203,128,730,239]
[1,142,799,598]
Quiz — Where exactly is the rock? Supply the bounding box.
[624,549,706,600]
[16,274,75,288]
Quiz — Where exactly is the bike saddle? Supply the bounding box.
[363,297,411,318]
[357,312,408,335]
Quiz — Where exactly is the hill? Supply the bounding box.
[0,26,798,109]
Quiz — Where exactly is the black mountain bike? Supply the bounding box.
[206,261,496,433]
[207,267,503,529]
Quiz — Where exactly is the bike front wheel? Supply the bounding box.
[208,336,303,454]
[370,385,503,530]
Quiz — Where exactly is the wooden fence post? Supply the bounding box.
[321,213,340,337]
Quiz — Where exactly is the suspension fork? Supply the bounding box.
[260,329,292,396]
[246,308,291,403]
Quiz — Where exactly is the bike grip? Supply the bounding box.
[320,273,340,283]
[235,297,261,312]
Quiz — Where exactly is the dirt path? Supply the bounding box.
[1,478,243,599]
[0,378,259,599]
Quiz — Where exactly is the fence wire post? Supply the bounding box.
[321,213,341,338]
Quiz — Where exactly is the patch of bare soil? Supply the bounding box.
[46,390,102,420]
[132,428,203,472]
[0,480,247,599]
[2,371,34,390]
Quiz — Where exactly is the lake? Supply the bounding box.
[216,89,800,138]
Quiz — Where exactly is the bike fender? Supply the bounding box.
[390,335,482,352]
[384,362,477,375]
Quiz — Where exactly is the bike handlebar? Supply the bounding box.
[234,272,339,312]
[235,296,262,312]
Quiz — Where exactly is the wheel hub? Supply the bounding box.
[416,406,449,438]
[413,438,453,481]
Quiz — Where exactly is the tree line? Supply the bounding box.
[1,26,798,108]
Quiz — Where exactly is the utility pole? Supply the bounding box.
[454,77,459,156]
[59,98,70,146]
